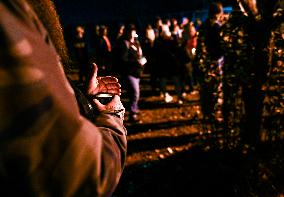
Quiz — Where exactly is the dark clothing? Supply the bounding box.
[155,37,182,98]
[115,39,143,115]
[74,36,89,62]
[178,45,195,92]
[141,37,155,74]
[0,1,127,196]
[201,19,223,61]
[73,35,90,83]
[220,9,274,145]
[196,18,223,81]
[111,36,124,76]
[142,38,159,91]
[95,36,112,76]
[220,10,256,137]
[155,37,180,77]
[196,18,223,119]
[119,40,144,78]
[259,9,284,142]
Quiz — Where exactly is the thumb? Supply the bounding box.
[87,63,99,95]
[92,63,98,79]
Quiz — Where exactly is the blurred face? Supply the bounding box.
[131,30,138,39]
[77,26,84,34]
[103,28,108,36]
[196,19,202,26]
[171,18,178,26]
[76,26,85,38]
[167,20,171,26]
[181,17,189,26]
[157,19,163,27]
[216,4,224,22]
[161,25,171,38]
[119,25,125,34]
[95,25,100,34]
[146,29,155,41]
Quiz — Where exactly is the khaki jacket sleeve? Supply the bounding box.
[0,1,126,197]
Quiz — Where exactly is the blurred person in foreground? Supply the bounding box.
[0,0,127,196]
[220,0,256,146]
[220,0,283,151]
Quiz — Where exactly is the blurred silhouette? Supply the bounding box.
[115,25,145,122]
[196,2,224,122]
[73,25,90,83]
[95,25,113,76]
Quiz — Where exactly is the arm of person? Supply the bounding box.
[0,1,126,196]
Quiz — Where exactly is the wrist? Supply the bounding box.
[100,107,125,120]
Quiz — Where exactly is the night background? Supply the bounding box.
[53,0,233,57]
[53,0,233,26]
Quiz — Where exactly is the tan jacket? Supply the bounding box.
[0,1,127,196]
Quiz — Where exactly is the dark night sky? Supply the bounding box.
[54,0,232,25]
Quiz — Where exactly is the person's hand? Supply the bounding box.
[87,63,121,96]
[92,95,125,120]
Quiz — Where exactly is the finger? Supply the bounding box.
[105,89,121,95]
[106,83,121,89]
[99,76,119,83]
[100,83,121,95]
[98,82,121,91]
[87,63,100,95]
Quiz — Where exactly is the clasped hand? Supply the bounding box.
[87,63,125,119]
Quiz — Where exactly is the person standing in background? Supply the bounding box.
[142,25,158,93]
[180,21,198,95]
[95,25,113,76]
[116,25,145,122]
[155,24,183,104]
[73,25,91,83]
[196,2,224,122]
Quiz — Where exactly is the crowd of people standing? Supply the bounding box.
[0,0,283,196]
[71,14,203,121]
[71,0,283,148]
